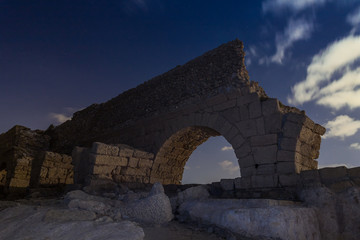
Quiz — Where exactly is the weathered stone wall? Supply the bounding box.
[0,126,50,192]
[300,166,360,192]
[50,39,266,153]
[204,166,360,200]
[72,142,154,185]
[0,126,74,196]
[37,152,73,186]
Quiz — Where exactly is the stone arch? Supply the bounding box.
[151,126,221,184]
[47,39,326,189]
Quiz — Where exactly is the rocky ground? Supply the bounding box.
[0,183,359,240]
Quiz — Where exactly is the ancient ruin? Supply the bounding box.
[1,39,360,240]
[0,39,356,197]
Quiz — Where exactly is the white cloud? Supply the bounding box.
[350,142,360,150]
[49,113,71,124]
[271,18,313,64]
[218,160,240,175]
[49,107,79,125]
[262,0,327,13]
[221,146,233,151]
[347,6,360,27]
[323,115,360,140]
[288,34,360,108]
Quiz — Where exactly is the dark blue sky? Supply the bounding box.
[1,0,360,183]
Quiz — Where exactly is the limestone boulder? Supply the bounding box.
[179,199,320,240]
[0,205,144,240]
[68,199,111,215]
[337,187,360,240]
[120,183,173,224]
[299,187,340,239]
[177,185,210,205]
[43,209,97,222]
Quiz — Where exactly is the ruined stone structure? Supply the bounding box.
[48,39,325,187]
[0,39,327,195]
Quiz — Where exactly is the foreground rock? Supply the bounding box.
[179,199,320,240]
[120,182,173,224]
[0,205,144,240]
[300,186,360,240]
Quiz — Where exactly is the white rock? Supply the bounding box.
[177,185,209,205]
[43,209,97,222]
[68,199,111,215]
[299,187,339,239]
[0,205,144,240]
[179,199,321,240]
[120,183,173,224]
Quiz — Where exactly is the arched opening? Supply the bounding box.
[151,126,240,185]
[182,136,240,184]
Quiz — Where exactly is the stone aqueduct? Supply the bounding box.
[0,39,326,194]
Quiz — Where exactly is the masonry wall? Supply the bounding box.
[72,142,154,185]
[50,39,266,154]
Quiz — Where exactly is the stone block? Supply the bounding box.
[286,112,306,124]
[206,94,227,106]
[277,150,295,162]
[251,175,278,188]
[238,155,255,168]
[222,108,241,122]
[276,162,295,174]
[138,159,153,168]
[91,142,119,156]
[118,144,134,157]
[261,98,280,116]
[283,121,303,138]
[279,174,299,187]
[237,92,259,105]
[241,166,256,177]
[314,124,326,135]
[253,145,277,164]
[264,112,282,134]
[234,177,251,189]
[92,165,115,175]
[234,142,251,158]
[295,157,318,170]
[128,157,139,168]
[231,134,245,149]
[238,105,249,120]
[220,179,234,191]
[249,100,262,119]
[256,117,265,135]
[299,127,315,143]
[223,125,239,142]
[250,134,277,147]
[280,138,300,152]
[133,149,154,159]
[319,167,348,183]
[90,154,127,166]
[348,167,360,178]
[300,169,321,184]
[327,180,354,193]
[236,119,257,137]
[213,99,236,111]
[9,178,30,188]
[218,119,233,135]
[257,164,276,175]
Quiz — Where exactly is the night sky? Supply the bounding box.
[1,0,359,184]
